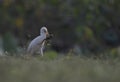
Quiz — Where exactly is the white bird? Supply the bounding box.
[27,27,49,56]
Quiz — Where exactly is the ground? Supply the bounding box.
[0,54,120,82]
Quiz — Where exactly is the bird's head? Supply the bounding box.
[40,27,49,37]
[40,27,53,40]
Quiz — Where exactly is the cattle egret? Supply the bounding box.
[27,27,50,56]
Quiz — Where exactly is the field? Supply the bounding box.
[0,54,120,82]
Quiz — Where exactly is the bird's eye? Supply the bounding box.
[43,29,47,33]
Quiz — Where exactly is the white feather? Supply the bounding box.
[27,27,48,56]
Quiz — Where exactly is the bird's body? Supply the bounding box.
[27,35,45,55]
[27,27,50,56]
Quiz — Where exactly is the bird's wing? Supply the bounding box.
[27,35,46,53]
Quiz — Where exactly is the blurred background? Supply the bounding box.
[0,0,120,57]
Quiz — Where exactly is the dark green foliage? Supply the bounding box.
[0,0,120,55]
[2,32,18,54]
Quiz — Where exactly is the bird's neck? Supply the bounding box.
[40,33,46,39]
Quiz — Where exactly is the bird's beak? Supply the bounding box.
[46,31,49,38]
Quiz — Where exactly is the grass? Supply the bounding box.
[0,54,120,82]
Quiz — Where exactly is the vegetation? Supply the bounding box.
[0,54,120,82]
[0,0,120,55]
[0,0,120,81]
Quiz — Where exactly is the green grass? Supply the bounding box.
[0,55,120,82]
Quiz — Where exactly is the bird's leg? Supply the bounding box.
[40,41,46,56]
[40,47,44,56]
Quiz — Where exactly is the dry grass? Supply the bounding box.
[0,55,120,82]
